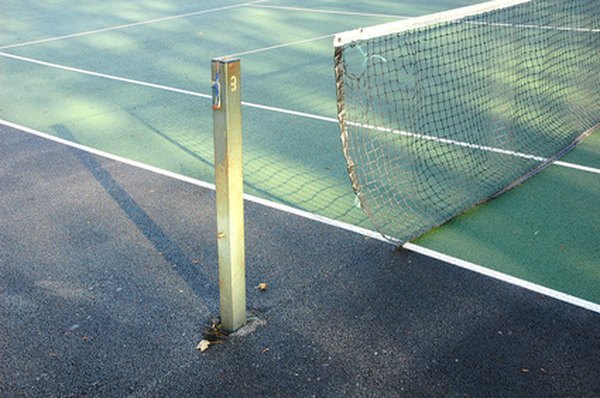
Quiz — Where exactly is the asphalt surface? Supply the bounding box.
[1,123,599,397]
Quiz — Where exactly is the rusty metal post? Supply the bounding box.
[212,58,246,332]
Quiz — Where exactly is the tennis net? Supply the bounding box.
[334,0,599,243]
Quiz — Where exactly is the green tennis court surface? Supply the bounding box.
[1,0,598,309]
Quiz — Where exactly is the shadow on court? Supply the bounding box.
[1,124,599,397]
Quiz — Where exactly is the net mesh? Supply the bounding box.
[334,0,599,243]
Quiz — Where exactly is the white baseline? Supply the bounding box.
[0,117,598,315]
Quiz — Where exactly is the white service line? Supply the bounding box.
[554,160,600,175]
[1,117,599,315]
[1,50,599,177]
[0,52,211,99]
[240,101,337,123]
[464,21,600,33]
[348,121,600,173]
[334,0,530,47]
[0,0,262,50]
[0,51,336,124]
[348,120,547,162]
[221,34,333,58]
[248,4,408,19]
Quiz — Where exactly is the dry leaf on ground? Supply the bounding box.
[256,283,268,291]
[197,340,211,352]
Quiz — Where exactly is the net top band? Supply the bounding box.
[333,0,530,47]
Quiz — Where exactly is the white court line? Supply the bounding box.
[221,34,333,58]
[0,1,262,50]
[0,117,599,315]
[1,50,599,177]
[464,21,600,33]
[402,243,600,315]
[349,120,547,163]
[0,52,211,99]
[554,160,600,175]
[248,4,408,19]
[334,0,529,47]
